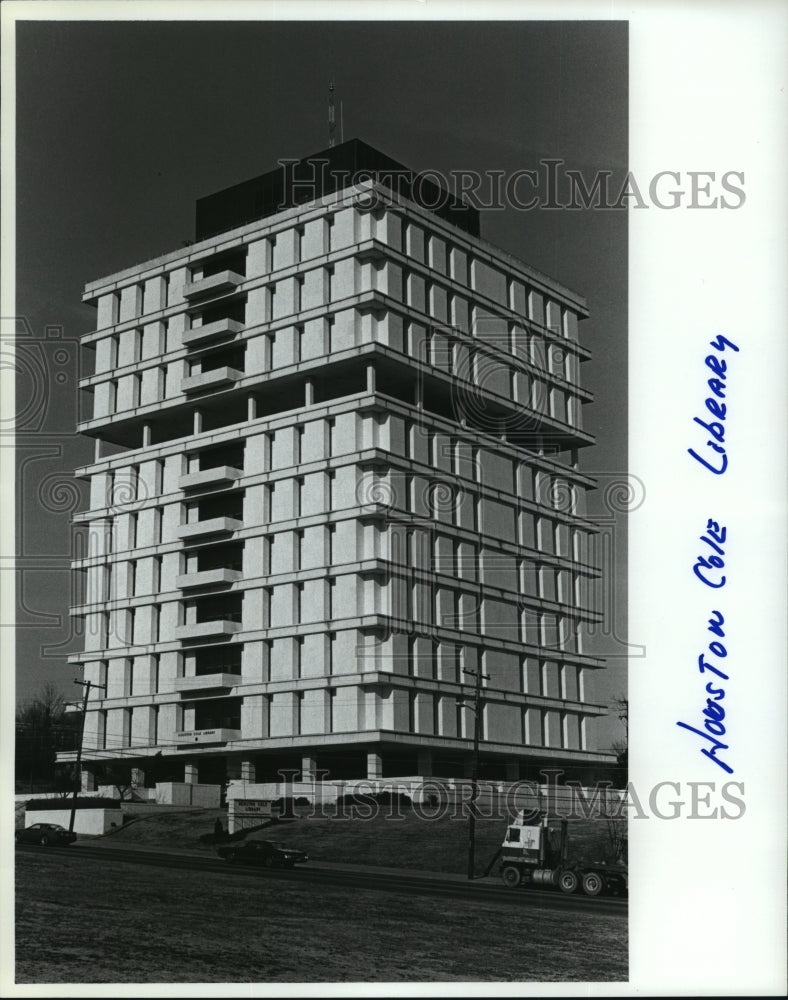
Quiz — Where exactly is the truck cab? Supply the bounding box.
[500,812,627,896]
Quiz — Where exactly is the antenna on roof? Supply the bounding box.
[328,79,336,148]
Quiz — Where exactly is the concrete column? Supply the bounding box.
[241,759,257,783]
[247,394,257,421]
[366,363,376,393]
[184,762,199,784]
[130,767,146,787]
[304,379,314,406]
[94,436,103,462]
[417,749,433,777]
[366,752,383,780]
[142,423,152,447]
[193,410,202,435]
[301,755,318,782]
[80,768,97,792]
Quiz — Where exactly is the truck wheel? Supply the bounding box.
[501,865,522,888]
[582,871,604,896]
[558,870,579,894]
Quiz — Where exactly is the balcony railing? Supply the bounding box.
[177,517,243,541]
[175,619,242,640]
[182,317,244,348]
[179,466,243,490]
[176,567,242,590]
[182,270,244,300]
[174,673,241,694]
[182,366,244,394]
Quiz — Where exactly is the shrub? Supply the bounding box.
[334,791,412,812]
[25,796,121,811]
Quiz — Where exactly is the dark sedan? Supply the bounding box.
[217,838,308,868]
[16,823,77,846]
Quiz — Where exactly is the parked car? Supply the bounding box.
[217,838,308,868]
[15,823,77,847]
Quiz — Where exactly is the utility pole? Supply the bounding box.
[460,665,489,880]
[69,678,105,833]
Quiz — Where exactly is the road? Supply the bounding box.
[16,842,627,916]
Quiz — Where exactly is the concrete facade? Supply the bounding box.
[65,152,613,790]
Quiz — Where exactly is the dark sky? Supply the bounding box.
[15,19,628,746]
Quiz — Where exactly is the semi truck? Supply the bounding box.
[499,812,627,897]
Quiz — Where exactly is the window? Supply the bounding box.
[327,523,336,565]
[327,632,336,674]
[155,459,165,494]
[151,605,160,643]
[131,464,141,500]
[127,561,136,598]
[294,477,304,517]
[109,334,119,369]
[294,425,304,466]
[326,316,334,354]
[295,636,304,678]
[128,513,138,549]
[326,417,335,457]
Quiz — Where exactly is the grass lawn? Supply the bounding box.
[15,851,627,983]
[109,806,625,876]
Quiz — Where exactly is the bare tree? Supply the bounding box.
[610,693,628,766]
[94,761,136,801]
[16,684,81,791]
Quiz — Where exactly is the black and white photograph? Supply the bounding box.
[2,2,785,995]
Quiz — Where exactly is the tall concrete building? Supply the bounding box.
[68,140,613,793]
